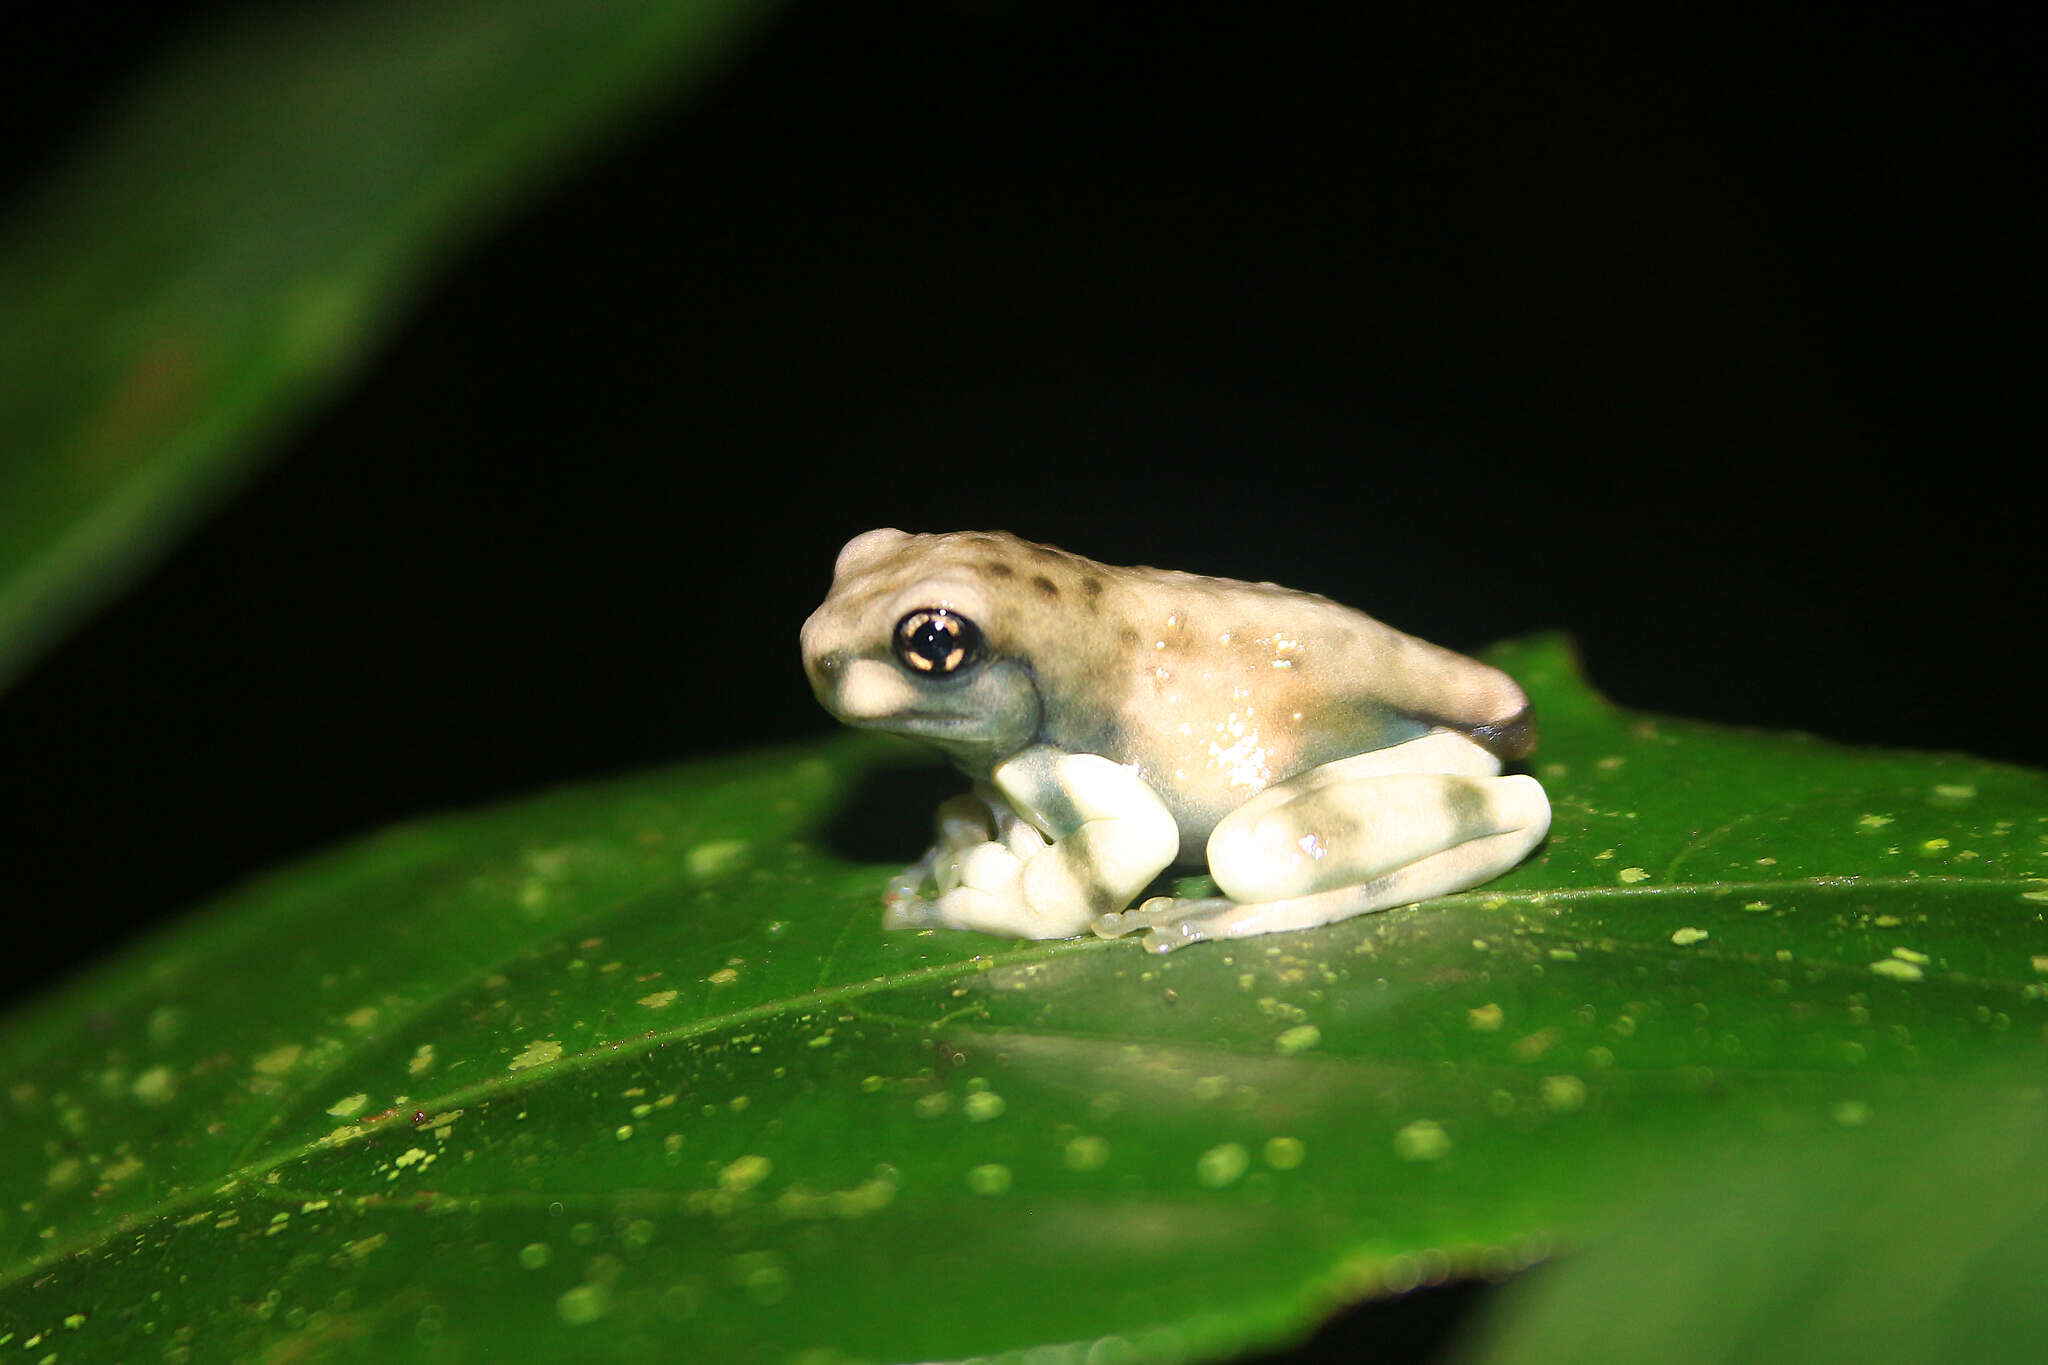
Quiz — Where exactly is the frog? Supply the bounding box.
[800,528,1551,952]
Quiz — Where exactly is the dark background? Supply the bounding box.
[2,2,2040,1355]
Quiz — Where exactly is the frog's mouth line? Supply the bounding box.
[873,710,974,729]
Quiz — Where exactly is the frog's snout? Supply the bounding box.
[798,605,836,673]
[806,649,845,690]
[800,641,845,704]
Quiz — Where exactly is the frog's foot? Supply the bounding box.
[1096,880,1465,954]
[881,791,1037,928]
[1097,769,1552,952]
[1093,895,1237,954]
[884,796,1097,937]
[1096,891,1388,953]
[907,822,1140,940]
[884,748,1184,941]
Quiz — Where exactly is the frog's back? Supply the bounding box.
[1068,562,1530,848]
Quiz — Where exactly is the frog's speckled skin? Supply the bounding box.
[801,529,1551,951]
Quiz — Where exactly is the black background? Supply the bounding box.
[2,2,2041,1356]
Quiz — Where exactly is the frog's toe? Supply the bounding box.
[957,839,1025,894]
[1091,896,1170,939]
[1141,923,1207,954]
[882,895,944,930]
[1094,895,1233,949]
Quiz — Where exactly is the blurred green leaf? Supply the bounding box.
[2,635,2044,1361]
[1456,1076,2048,1365]
[0,0,777,690]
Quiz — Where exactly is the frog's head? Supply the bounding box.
[801,529,1044,766]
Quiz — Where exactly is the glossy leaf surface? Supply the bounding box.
[2,636,2044,1361]
[0,0,775,690]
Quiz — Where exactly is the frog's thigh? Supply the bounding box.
[1205,763,1550,906]
[1263,730,1506,791]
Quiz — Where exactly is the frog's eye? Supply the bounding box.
[893,608,985,676]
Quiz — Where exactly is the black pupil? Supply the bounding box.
[897,610,977,674]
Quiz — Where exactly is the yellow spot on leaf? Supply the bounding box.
[251,1044,302,1076]
[340,1233,388,1263]
[1195,1143,1249,1188]
[966,1163,1013,1195]
[1541,1075,1588,1113]
[1275,1024,1321,1053]
[687,839,749,878]
[556,1283,611,1326]
[1264,1136,1306,1170]
[1394,1120,1451,1162]
[508,1040,563,1072]
[131,1067,176,1105]
[1064,1136,1111,1171]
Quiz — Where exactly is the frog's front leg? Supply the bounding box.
[1098,735,1551,952]
[886,746,1179,940]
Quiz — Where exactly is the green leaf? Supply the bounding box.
[1456,1075,2048,1364]
[0,0,777,691]
[3,635,2044,1361]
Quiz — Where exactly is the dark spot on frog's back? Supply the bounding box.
[1031,575,1060,600]
[1081,576,1104,611]
[1119,624,1142,648]
[983,561,1015,578]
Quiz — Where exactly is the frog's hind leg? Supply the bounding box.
[1096,753,1550,952]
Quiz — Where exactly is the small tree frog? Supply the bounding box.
[800,529,1550,952]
